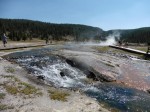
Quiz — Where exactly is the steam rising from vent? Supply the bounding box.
[100,31,120,46]
[68,31,121,46]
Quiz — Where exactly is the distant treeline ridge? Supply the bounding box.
[0,18,103,41]
[0,18,150,43]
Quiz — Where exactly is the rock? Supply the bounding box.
[66,59,76,67]
[60,71,65,77]
[147,89,150,94]
[60,69,75,78]
[37,75,45,80]
[95,71,116,82]
[66,58,116,82]
[86,71,99,81]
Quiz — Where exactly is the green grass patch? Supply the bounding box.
[19,82,42,96]
[21,87,37,95]
[48,89,70,101]
[0,93,5,99]
[94,46,110,52]
[19,82,38,95]
[5,67,15,73]
[5,85,18,95]
[4,82,41,96]
[2,75,42,96]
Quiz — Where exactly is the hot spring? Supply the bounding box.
[3,46,150,112]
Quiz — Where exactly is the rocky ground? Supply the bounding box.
[0,42,109,112]
[53,44,150,92]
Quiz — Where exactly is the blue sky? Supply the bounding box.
[0,0,150,30]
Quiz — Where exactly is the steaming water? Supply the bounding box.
[4,48,150,111]
[16,54,86,88]
[100,36,117,46]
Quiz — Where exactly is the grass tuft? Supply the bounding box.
[2,77,41,96]
[3,75,20,82]
[48,89,70,101]
[5,85,18,95]
[5,67,15,73]
[19,82,38,95]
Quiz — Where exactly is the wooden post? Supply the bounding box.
[147,47,150,54]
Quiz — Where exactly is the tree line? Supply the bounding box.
[120,27,150,43]
[0,18,103,41]
[105,27,150,44]
[1,18,150,43]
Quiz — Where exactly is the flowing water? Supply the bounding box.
[4,47,150,111]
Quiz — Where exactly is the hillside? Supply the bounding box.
[0,19,103,41]
[1,18,150,43]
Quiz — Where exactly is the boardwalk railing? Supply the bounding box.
[109,45,150,57]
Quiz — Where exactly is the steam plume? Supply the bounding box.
[100,31,120,46]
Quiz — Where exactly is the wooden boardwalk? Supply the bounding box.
[109,45,150,56]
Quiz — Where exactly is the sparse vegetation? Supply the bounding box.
[0,104,8,111]
[130,46,148,52]
[3,75,20,82]
[2,75,42,96]
[19,82,38,95]
[0,104,14,111]
[4,85,18,95]
[48,89,70,101]
[5,67,15,73]
[0,93,5,99]
[94,46,110,52]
